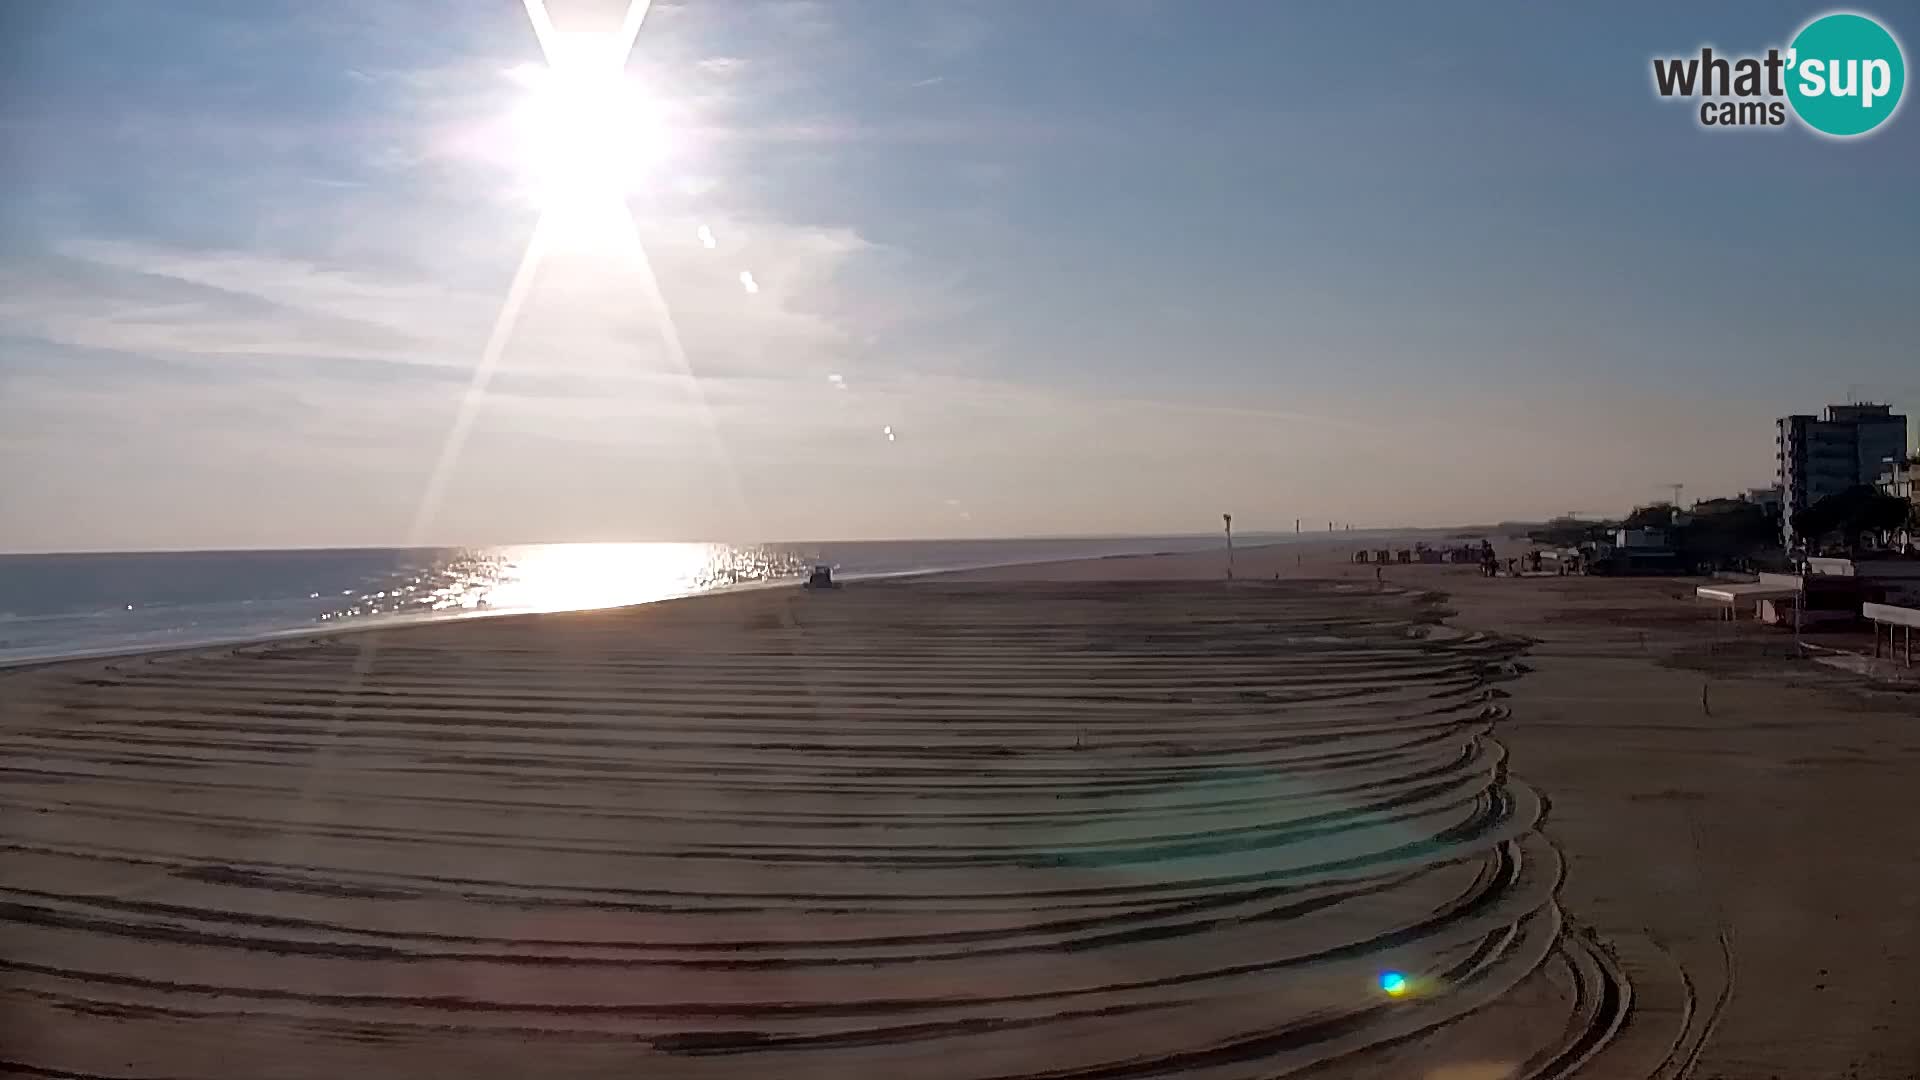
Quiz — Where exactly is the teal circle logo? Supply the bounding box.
[1786,13,1906,136]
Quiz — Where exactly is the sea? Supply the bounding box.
[0,535,1301,667]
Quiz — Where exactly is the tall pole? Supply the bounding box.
[1223,513,1234,580]
[1794,574,1804,653]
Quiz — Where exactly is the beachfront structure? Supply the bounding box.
[1776,403,1910,547]
[1864,602,1920,667]
[1878,456,1920,554]
[1613,527,1668,549]
[1876,455,1917,504]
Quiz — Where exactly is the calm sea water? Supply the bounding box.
[0,536,1265,666]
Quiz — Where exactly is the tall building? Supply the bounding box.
[1776,403,1909,546]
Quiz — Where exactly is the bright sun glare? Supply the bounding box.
[508,31,672,224]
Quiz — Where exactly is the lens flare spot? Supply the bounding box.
[698,224,716,249]
[739,270,760,294]
[1379,971,1409,997]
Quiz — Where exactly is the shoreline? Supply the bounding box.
[0,536,1362,672]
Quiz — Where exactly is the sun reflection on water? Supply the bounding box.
[319,543,814,625]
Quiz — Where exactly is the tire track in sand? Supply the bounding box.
[0,581,1685,1078]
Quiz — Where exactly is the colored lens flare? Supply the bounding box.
[1379,971,1409,997]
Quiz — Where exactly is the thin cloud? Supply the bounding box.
[16,206,916,383]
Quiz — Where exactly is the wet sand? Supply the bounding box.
[2,542,1916,1077]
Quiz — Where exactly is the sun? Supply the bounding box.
[507,30,674,221]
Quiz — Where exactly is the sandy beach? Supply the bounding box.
[3,541,1917,1078]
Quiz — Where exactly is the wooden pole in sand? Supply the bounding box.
[1223,514,1234,580]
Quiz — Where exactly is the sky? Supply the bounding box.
[1,0,1916,552]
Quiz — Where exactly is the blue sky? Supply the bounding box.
[1,1,1916,551]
